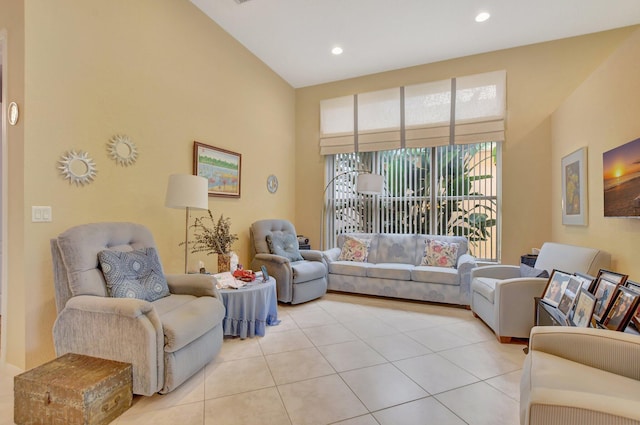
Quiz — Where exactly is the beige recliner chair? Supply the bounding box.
[520,326,640,425]
[51,222,225,395]
[470,242,610,342]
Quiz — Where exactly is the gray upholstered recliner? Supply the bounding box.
[250,219,327,304]
[51,222,225,396]
[470,242,610,342]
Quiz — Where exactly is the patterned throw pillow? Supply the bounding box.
[266,233,304,262]
[420,239,459,268]
[338,236,370,262]
[98,247,170,302]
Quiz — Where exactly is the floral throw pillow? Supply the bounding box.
[338,236,370,262]
[420,239,459,268]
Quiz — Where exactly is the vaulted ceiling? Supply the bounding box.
[192,0,640,88]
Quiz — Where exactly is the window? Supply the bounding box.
[320,71,506,261]
[325,142,500,262]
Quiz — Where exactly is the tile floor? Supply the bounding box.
[0,293,526,425]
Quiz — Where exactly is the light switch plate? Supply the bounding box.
[32,206,52,222]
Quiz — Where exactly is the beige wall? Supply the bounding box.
[551,28,640,279]
[4,0,295,369]
[0,0,26,368]
[3,1,639,371]
[295,27,638,267]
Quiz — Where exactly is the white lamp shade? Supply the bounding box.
[356,173,384,195]
[165,174,209,210]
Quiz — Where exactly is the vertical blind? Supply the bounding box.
[320,70,506,155]
[326,143,500,262]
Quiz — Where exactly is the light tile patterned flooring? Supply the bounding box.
[0,293,526,425]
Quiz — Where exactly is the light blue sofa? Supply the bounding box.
[323,233,477,306]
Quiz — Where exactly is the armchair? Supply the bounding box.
[470,242,610,342]
[520,326,640,425]
[250,219,327,304]
[51,222,225,396]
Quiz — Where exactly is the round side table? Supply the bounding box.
[218,276,280,338]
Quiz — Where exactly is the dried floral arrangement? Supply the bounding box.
[184,209,238,256]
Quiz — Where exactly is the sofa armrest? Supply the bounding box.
[251,253,294,303]
[61,294,155,317]
[322,247,341,263]
[494,277,548,337]
[252,252,289,265]
[457,253,477,303]
[52,295,164,395]
[300,249,325,263]
[166,273,220,299]
[529,326,640,380]
[471,264,520,280]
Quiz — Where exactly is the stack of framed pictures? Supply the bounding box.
[540,269,640,332]
[541,270,581,325]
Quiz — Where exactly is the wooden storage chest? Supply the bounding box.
[14,353,132,425]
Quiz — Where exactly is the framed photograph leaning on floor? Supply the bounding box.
[570,288,597,327]
[573,272,596,294]
[541,269,573,308]
[592,279,622,323]
[557,276,583,318]
[601,287,640,331]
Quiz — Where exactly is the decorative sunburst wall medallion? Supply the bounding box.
[58,150,97,186]
[107,134,138,166]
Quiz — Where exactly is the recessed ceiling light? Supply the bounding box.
[475,12,491,23]
[331,46,343,55]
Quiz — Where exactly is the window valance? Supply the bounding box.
[319,70,506,155]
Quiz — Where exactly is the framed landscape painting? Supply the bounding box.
[193,142,241,198]
[561,147,588,226]
[603,137,640,218]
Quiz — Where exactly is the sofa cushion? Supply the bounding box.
[367,263,413,281]
[155,294,225,353]
[472,277,498,303]
[420,239,459,268]
[329,261,371,277]
[338,236,371,262]
[98,247,170,302]
[412,266,458,286]
[368,234,416,264]
[292,260,327,284]
[266,233,304,262]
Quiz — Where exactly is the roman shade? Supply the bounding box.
[320,70,506,155]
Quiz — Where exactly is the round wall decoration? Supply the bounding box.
[267,174,278,193]
[107,134,138,166]
[58,150,97,186]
